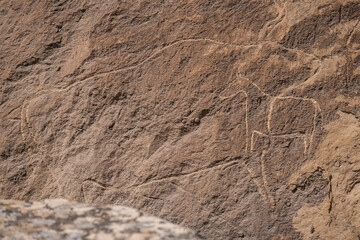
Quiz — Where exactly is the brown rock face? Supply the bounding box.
[1,0,359,239]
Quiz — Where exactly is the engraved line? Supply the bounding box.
[127,158,241,189]
[237,73,271,97]
[21,37,322,108]
[260,150,275,207]
[250,130,269,152]
[241,161,272,205]
[259,0,286,39]
[279,62,322,97]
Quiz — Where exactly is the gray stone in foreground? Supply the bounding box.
[0,199,203,240]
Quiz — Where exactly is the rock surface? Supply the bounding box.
[0,198,202,240]
[0,0,359,239]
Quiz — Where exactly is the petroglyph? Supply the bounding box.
[259,150,275,206]
[242,156,275,206]
[18,36,322,113]
[19,37,322,210]
[127,158,241,189]
[20,100,32,143]
[268,96,321,154]
[2,1,359,238]
[259,0,286,39]
[236,73,271,97]
[236,68,322,206]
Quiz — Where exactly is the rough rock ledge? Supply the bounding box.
[0,199,202,240]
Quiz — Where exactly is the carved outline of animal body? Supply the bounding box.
[17,37,323,215]
[236,73,322,206]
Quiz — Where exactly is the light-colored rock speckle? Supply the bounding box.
[0,199,203,240]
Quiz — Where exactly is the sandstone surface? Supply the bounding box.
[0,0,360,239]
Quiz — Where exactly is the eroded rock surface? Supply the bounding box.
[0,199,202,240]
[0,0,359,239]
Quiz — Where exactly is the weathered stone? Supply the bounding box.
[0,199,202,240]
[0,0,359,239]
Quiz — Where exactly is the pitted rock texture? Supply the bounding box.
[0,0,360,239]
[0,199,202,240]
